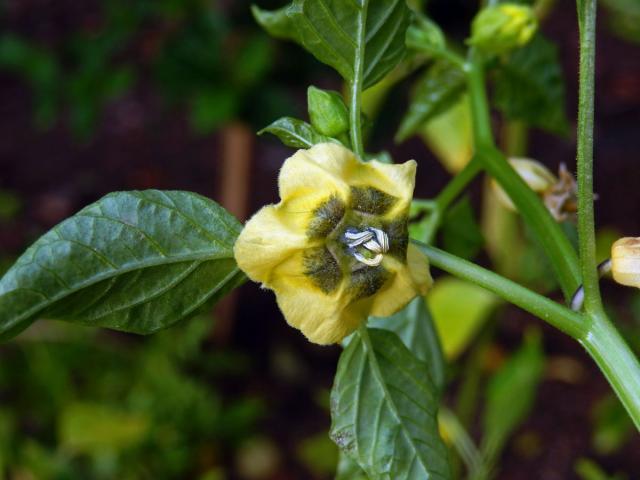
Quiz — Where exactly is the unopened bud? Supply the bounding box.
[491,158,557,211]
[468,4,538,55]
[611,237,640,288]
[307,86,349,137]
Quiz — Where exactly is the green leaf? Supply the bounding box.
[482,330,544,459]
[441,196,484,260]
[427,277,500,359]
[251,4,300,42]
[406,14,446,56]
[258,116,338,148]
[369,297,446,393]
[335,452,368,480]
[285,0,412,89]
[330,328,451,480]
[396,60,466,142]
[492,33,570,135]
[419,94,473,174]
[0,190,245,339]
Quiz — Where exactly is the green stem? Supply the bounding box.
[573,0,640,432]
[466,58,494,149]
[501,120,528,157]
[466,55,582,300]
[437,49,467,70]
[576,0,602,314]
[435,158,481,211]
[349,12,366,159]
[421,158,482,244]
[418,242,640,428]
[415,241,586,339]
[581,312,640,430]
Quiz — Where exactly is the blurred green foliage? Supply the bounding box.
[601,0,640,43]
[0,0,291,140]
[481,330,544,464]
[575,458,627,480]
[0,315,264,478]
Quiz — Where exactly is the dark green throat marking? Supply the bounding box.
[307,195,346,239]
[383,217,409,260]
[350,186,397,215]
[302,186,407,299]
[349,266,390,300]
[303,247,342,293]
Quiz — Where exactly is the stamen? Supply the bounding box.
[346,227,390,266]
[363,239,382,253]
[345,230,374,248]
[371,228,389,253]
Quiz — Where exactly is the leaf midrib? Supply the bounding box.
[263,121,314,148]
[0,250,234,327]
[73,260,203,321]
[359,329,431,477]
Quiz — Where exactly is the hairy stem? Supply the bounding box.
[466,55,582,300]
[576,0,602,314]
[574,0,640,431]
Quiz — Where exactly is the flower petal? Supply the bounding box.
[270,252,364,344]
[234,205,308,286]
[347,158,417,213]
[369,244,432,317]
[279,143,416,220]
[278,143,351,204]
[612,237,640,288]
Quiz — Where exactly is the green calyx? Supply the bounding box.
[468,3,538,55]
[307,86,350,137]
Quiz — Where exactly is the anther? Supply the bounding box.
[345,230,374,248]
[363,239,382,253]
[346,227,390,267]
[372,228,389,252]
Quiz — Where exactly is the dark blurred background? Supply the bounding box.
[0,0,639,479]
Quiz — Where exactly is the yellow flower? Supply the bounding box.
[611,237,640,288]
[234,143,432,344]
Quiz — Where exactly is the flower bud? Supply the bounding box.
[611,237,640,288]
[307,86,349,137]
[491,158,557,211]
[543,163,578,222]
[468,4,538,55]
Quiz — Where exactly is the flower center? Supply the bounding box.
[344,227,390,267]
